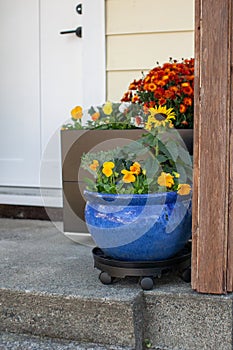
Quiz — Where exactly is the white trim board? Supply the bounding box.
[0,187,62,207]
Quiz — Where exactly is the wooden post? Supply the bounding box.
[192,0,233,293]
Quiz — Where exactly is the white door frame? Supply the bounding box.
[83,0,106,108]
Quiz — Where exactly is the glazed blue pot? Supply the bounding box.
[84,190,192,261]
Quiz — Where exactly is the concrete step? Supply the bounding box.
[0,219,232,350]
[0,332,131,350]
[0,219,143,349]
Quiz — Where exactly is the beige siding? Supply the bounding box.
[106,0,195,101]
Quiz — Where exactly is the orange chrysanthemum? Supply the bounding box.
[147,83,157,92]
[180,104,187,114]
[183,97,192,106]
[132,95,140,103]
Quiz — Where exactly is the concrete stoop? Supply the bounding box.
[0,288,143,349]
[0,219,232,350]
[0,332,131,350]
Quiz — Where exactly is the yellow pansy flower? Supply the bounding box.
[157,172,174,188]
[71,106,82,120]
[121,169,136,183]
[102,161,115,177]
[130,162,141,175]
[103,162,114,169]
[177,184,191,195]
[89,160,99,171]
[102,101,113,115]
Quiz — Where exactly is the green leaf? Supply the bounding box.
[177,145,192,166]
[144,157,160,178]
[157,155,167,163]
[157,140,171,158]
[83,177,95,186]
[175,163,192,183]
[165,140,179,161]
[122,140,146,155]
[83,177,97,191]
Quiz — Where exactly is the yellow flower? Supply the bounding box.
[121,169,136,183]
[142,169,146,175]
[103,161,115,169]
[130,162,141,175]
[89,160,99,171]
[157,172,174,188]
[144,115,156,130]
[102,167,113,177]
[173,172,180,178]
[102,101,113,115]
[148,106,176,128]
[145,121,152,131]
[102,161,115,177]
[177,184,191,195]
[71,106,82,120]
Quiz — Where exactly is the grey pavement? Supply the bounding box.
[0,219,233,350]
[0,219,192,297]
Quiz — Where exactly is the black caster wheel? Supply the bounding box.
[181,267,191,283]
[140,277,154,290]
[99,271,113,285]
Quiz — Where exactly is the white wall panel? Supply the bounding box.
[107,70,148,102]
[107,32,194,71]
[106,0,194,34]
[105,0,195,101]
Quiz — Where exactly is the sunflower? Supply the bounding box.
[146,106,176,128]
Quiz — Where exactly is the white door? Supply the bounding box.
[0,0,105,189]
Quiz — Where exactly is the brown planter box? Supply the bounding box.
[61,129,193,234]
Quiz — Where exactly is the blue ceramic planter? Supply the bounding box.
[84,190,192,261]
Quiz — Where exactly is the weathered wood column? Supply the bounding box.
[192,0,233,293]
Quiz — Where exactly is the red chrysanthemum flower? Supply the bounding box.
[121,58,194,128]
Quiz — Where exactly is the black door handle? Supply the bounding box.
[60,26,82,38]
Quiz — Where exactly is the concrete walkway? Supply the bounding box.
[0,219,190,296]
[0,219,232,350]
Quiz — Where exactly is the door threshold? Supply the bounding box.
[0,186,62,207]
